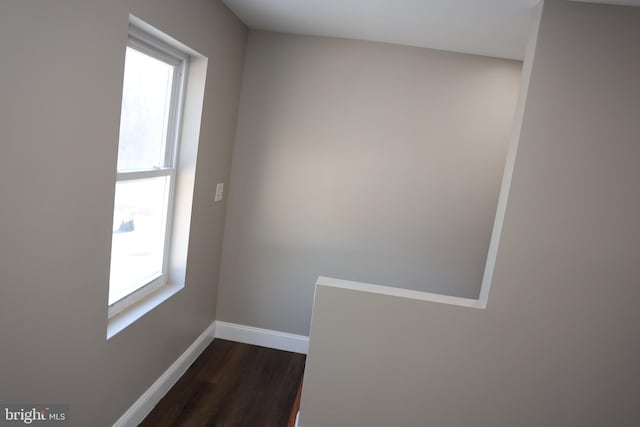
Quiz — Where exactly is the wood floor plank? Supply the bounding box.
[287,379,303,427]
[140,339,305,427]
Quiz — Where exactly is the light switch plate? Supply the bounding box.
[214,183,224,202]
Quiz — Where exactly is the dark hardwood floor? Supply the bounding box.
[140,339,306,427]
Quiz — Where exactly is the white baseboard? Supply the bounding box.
[215,321,309,354]
[113,320,307,426]
[112,321,217,427]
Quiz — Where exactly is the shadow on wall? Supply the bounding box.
[217,32,523,335]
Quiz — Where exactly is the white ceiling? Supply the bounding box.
[223,0,540,60]
[223,0,640,61]
[573,0,640,4]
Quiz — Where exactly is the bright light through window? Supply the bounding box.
[109,34,187,308]
[117,47,174,172]
[109,177,170,304]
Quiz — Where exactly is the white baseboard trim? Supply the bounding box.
[113,320,307,426]
[214,321,309,354]
[112,321,217,427]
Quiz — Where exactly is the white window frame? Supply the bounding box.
[108,25,190,318]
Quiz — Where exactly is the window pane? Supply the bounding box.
[109,176,170,305]
[117,47,175,171]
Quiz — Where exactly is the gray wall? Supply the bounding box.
[299,1,640,426]
[0,0,246,425]
[217,32,522,335]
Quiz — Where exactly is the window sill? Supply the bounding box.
[107,282,184,339]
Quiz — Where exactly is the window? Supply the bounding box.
[108,26,189,314]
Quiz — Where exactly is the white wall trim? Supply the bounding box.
[478,0,544,307]
[107,283,184,339]
[317,276,485,309]
[112,321,216,427]
[113,320,308,426]
[215,321,309,354]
